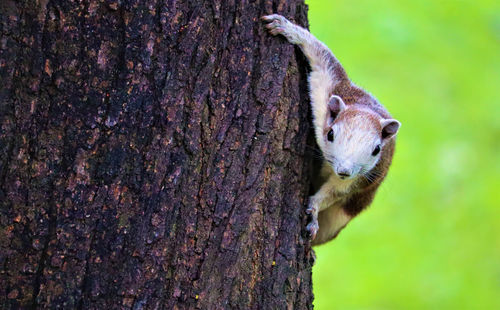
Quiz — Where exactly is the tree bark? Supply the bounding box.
[0,0,313,309]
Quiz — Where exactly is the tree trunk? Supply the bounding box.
[0,0,313,309]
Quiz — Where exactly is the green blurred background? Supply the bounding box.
[306,0,500,309]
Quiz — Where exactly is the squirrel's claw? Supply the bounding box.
[261,14,285,22]
[306,219,319,241]
[262,14,288,36]
[305,204,316,215]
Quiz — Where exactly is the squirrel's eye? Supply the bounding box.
[372,145,381,156]
[327,129,334,142]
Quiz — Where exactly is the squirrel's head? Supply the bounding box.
[322,95,400,180]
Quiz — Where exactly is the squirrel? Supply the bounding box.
[262,14,401,245]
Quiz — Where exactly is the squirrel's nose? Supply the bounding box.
[338,172,350,178]
[337,167,351,179]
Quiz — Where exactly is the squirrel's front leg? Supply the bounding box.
[305,184,336,240]
[305,196,321,240]
[262,14,349,152]
[262,14,348,83]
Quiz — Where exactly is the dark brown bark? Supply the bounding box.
[0,0,314,309]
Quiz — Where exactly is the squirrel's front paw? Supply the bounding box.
[306,218,319,241]
[261,14,289,36]
[305,202,317,216]
[306,197,319,240]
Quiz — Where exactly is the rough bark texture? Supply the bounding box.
[0,0,313,309]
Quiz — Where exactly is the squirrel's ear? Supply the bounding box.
[380,119,401,140]
[327,95,346,125]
